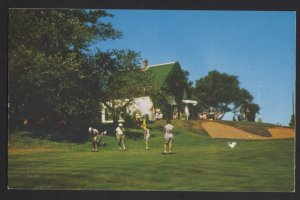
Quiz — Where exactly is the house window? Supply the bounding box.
[105,108,113,121]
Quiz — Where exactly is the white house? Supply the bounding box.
[101,59,197,123]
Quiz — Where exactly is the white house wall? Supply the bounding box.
[101,96,155,123]
[128,96,154,120]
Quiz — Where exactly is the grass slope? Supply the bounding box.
[8,120,295,191]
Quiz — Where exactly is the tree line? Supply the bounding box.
[9,9,260,136]
[194,70,260,122]
[9,9,150,134]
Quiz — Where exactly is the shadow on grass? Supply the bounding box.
[13,123,150,143]
[11,127,89,144]
[34,131,88,144]
[11,120,173,144]
[125,131,143,140]
[161,152,176,155]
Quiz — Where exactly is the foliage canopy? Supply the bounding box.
[194,70,256,119]
[8,9,143,133]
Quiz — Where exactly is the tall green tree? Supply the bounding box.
[164,66,189,104]
[289,114,295,127]
[8,9,121,131]
[149,63,189,119]
[194,70,253,119]
[93,49,152,124]
[240,103,260,122]
[148,89,170,119]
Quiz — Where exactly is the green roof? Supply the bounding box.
[145,62,182,104]
[146,62,178,89]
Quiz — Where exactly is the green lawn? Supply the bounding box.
[8,120,295,191]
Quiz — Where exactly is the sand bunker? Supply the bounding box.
[201,121,295,140]
[268,127,295,139]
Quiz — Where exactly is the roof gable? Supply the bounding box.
[146,62,179,89]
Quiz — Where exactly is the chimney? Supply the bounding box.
[142,59,148,71]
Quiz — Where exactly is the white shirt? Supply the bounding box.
[89,127,99,135]
[116,127,124,135]
[164,124,174,135]
[185,106,190,116]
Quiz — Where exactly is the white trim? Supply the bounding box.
[147,61,177,68]
[182,100,198,105]
[102,119,125,124]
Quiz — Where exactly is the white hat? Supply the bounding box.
[118,123,123,127]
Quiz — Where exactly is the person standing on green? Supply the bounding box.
[163,119,174,153]
[116,123,126,151]
[141,118,150,150]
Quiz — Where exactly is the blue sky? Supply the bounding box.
[91,10,296,125]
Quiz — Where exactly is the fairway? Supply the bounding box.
[8,120,295,191]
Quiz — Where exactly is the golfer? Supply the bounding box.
[88,127,100,152]
[163,119,174,153]
[142,125,150,150]
[141,123,150,150]
[116,123,126,151]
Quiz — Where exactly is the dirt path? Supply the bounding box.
[201,121,295,140]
